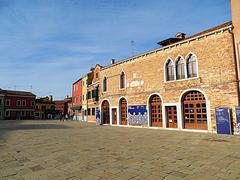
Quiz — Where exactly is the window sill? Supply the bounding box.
[119,88,126,90]
[164,77,199,83]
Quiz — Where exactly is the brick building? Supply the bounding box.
[54,97,72,116]
[87,64,101,122]
[54,100,65,115]
[72,78,83,120]
[0,89,36,120]
[98,1,240,133]
[64,97,72,116]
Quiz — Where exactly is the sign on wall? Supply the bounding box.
[216,107,232,135]
[235,107,240,135]
[128,105,148,125]
[96,109,101,125]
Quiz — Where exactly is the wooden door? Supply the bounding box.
[102,100,110,124]
[150,95,162,127]
[112,108,117,125]
[120,98,128,125]
[183,91,207,130]
[166,106,177,128]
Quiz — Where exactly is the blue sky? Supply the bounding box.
[0,0,231,99]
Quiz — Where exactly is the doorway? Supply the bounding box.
[166,106,177,128]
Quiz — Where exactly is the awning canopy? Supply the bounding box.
[71,106,82,110]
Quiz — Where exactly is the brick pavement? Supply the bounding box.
[0,120,240,180]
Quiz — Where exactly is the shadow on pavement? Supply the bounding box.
[0,120,70,143]
[0,123,70,131]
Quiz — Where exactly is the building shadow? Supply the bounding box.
[0,120,70,144]
[0,123,70,130]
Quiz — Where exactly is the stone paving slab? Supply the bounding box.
[0,120,240,179]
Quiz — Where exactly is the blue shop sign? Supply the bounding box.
[235,107,240,135]
[216,107,232,135]
[128,105,148,125]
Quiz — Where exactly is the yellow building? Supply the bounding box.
[87,64,101,122]
[35,96,55,119]
[81,74,90,121]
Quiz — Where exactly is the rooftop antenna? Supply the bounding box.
[131,40,135,56]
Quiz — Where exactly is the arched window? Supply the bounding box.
[166,60,174,81]
[176,57,185,80]
[186,54,197,78]
[103,77,107,92]
[120,72,125,89]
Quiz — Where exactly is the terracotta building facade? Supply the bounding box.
[98,7,240,133]
[72,78,82,120]
[87,64,101,122]
[0,90,36,120]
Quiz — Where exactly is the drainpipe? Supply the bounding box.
[86,92,88,122]
[86,83,89,122]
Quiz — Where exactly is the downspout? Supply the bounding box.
[86,84,88,122]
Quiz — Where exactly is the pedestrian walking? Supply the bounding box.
[65,114,68,121]
[60,113,64,121]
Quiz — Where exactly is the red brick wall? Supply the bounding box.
[72,79,82,107]
[4,95,35,120]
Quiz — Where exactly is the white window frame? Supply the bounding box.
[185,52,199,79]
[22,100,26,106]
[17,100,21,106]
[164,52,199,83]
[175,56,186,80]
[164,58,175,82]
[5,99,10,106]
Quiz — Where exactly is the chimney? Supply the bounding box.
[175,32,186,39]
[111,59,115,64]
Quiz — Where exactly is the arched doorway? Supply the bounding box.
[101,100,110,124]
[149,94,162,127]
[182,90,207,130]
[119,98,128,125]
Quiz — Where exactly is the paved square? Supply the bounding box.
[0,120,240,180]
